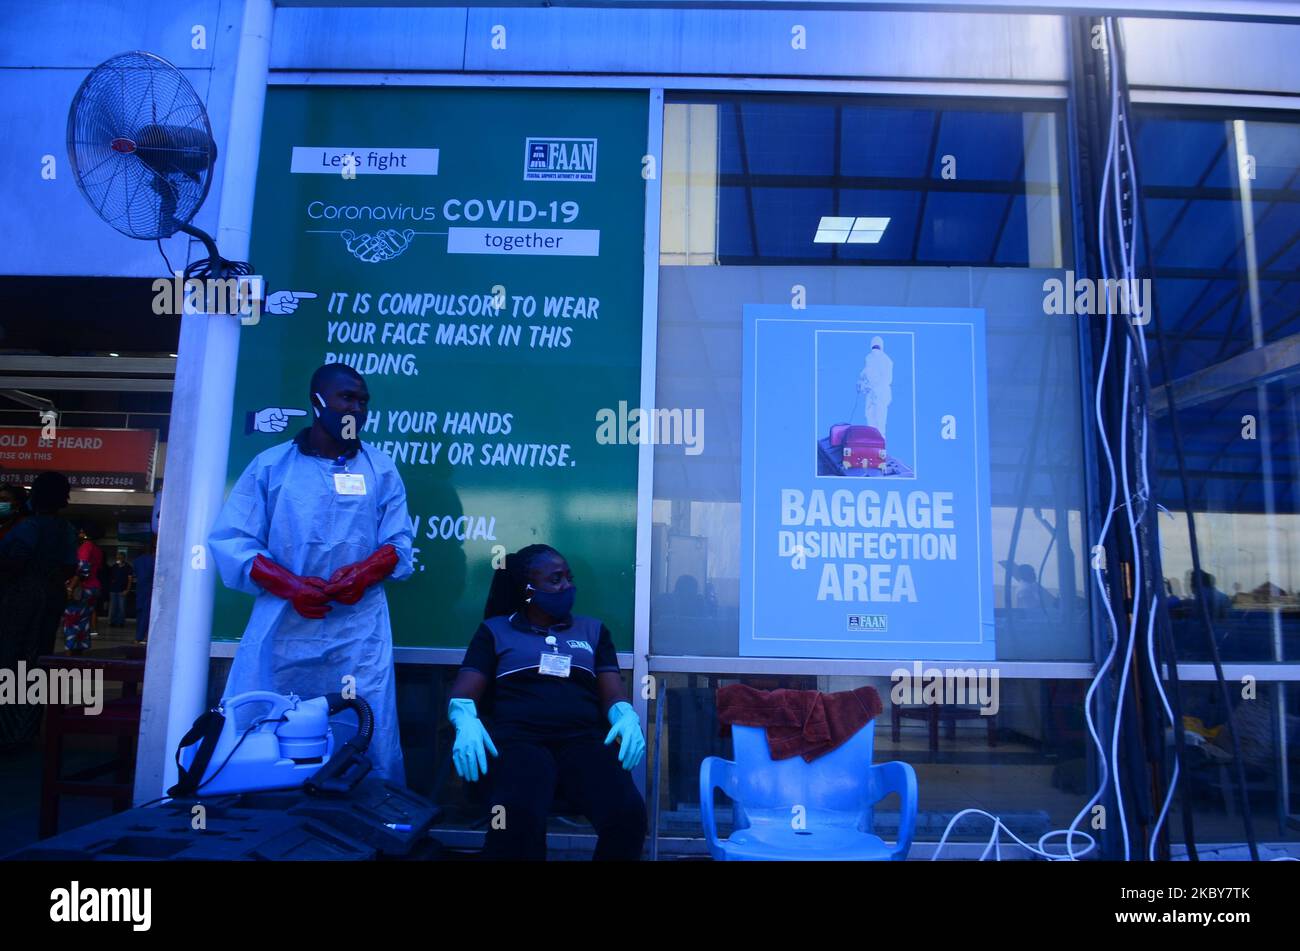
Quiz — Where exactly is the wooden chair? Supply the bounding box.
[37,645,146,838]
[891,702,997,753]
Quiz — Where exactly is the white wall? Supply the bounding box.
[3,2,1298,279]
[0,0,243,277]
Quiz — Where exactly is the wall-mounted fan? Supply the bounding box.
[66,50,249,281]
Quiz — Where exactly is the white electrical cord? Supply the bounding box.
[1106,28,1183,859]
[1146,592,1182,859]
[1105,14,1139,861]
[931,809,1099,862]
[1106,17,1183,859]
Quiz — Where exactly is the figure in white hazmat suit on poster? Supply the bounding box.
[856,336,893,437]
[209,363,414,782]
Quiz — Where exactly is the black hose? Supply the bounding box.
[175,221,253,283]
[326,693,374,752]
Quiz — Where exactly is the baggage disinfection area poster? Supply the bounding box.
[214,87,648,650]
[740,305,995,660]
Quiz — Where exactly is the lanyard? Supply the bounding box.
[310,450,356,496]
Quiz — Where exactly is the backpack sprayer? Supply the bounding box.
[169,691,374,799]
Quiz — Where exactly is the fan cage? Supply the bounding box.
[66,50,216,241]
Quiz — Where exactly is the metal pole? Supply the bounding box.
[649,683,667,860]
[631,88,666,801]
[134,0,274,804]
[1232,119,1290,836]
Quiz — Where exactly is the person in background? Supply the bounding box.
[0,483,27,543]
[107,550,134,628]
[1012,563,1055,613]
[133,540,155,644]
[31,475,77,655]
[1164,578,1182,612]
[1188,569,1232,619]
[0,473,77,747]
[0,482,31,748]
[447,544,647,861]
[63,523,104,653]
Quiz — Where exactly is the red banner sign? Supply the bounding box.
[0,427,158,491]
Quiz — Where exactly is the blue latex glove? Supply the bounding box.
[449,698,498,782]
[603,701,646,770]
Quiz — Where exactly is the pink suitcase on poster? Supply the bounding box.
[829,423,887,470]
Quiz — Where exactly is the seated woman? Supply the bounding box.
[447,543,647,860]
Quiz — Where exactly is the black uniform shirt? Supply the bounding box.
[460,612,620,742]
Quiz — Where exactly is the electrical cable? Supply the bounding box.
[183,254,253,283]
[931,808,1097,862]
[929,17,1151,861]
[1145,593,1182,859]
[156,238,174,276]
[1106,36,1181,861]
[1105,14,1140,861]
[1104,24,1194,860]
[1110,19,1260,862]
[1088,14,1133,861]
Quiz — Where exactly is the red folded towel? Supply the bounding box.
[716,684,882,762]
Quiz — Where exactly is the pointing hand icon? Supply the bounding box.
[264,290,318,315]
[252,407,309,433]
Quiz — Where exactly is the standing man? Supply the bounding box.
[209,363,414,781]
[132,540,155,644]
[107,551,134,628]
[30,474,77,655]
[857,335,893,438]
[0,473,77,746]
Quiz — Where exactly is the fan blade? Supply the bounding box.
[133,123,216,179]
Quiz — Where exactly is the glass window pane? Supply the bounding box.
[663,97,1067,269]
[1137,109,1300,665]
[648,674,1102,852]
[657,96,1083,661]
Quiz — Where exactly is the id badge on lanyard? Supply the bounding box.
[334,472,367,495]
[538,635,572,678]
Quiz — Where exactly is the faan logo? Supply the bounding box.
[847,614,888,633]
[524,137,597,182]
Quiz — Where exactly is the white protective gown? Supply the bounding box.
[209,439,414,783]
[859,345,894,437]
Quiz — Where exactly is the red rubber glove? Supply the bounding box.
[250,554,332,619]
[325,545,399,605]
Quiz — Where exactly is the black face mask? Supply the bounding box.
[313,392,365,444]
[527,583,577,619]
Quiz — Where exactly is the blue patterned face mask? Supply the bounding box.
[527,583,577,619]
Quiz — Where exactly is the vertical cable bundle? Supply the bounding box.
[934,16,1260,861]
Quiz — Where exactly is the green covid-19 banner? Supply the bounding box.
[213,86,648,650]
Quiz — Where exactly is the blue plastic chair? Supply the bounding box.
[700,721,917,861]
